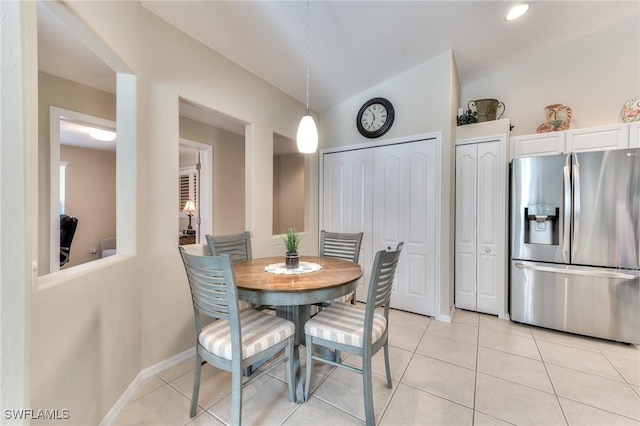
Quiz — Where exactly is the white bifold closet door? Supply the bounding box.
[322,148,374,299]
[455,141,502,315]
[322,138,438,316]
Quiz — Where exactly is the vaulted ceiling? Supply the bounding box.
[37,1,639,141]
[140,1,639,111]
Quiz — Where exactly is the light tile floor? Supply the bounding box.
[113,309,640,425]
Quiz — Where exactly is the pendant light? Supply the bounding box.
[296,0,318,154]
[506,3,530,21]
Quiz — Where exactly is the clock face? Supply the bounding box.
[356,97,395,138]
[360,103,388,132]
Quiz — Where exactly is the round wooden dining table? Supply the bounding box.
[233,255,363,400]
[234,255,363,342]
[234,255,362,304]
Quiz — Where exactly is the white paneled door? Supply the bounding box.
[454,144,478,311]
[476,142,501,314]
[322,148,374,300]
[373,141,437,316]
[322,137,439,316]
[455,139,505,315]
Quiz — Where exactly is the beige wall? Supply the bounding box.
[24,1,314,424]
[461,16,640,137]
[273,153,305,235]
[60,144,116,266]
[38,71,117,275]
[11,3,637,425]
[179,116,246,235]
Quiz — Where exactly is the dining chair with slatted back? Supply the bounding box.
[205,231,252,263]
[319,230,363,304]
[178,247,296,425]
[304,242,403,426]
[205,231,255,310]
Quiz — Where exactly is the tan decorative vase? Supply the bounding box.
[468,99,505,122]
[536,104,572,133]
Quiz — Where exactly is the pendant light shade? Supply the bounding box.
[297,0,318,154]
[296,114,318,154]
[506,3,530,21]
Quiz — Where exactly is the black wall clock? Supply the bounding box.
[356,97,395,138]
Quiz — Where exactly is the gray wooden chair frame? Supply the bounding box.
[319,230,364,304]
[304,242,403,426]
[205,231,252,262]
[206,231,273,314]
[178,248,295,425]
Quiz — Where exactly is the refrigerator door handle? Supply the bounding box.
[562,154,571,262]
[514,262,636,280]
[572,154,581,259]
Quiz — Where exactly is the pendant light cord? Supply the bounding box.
[305,0,310,115]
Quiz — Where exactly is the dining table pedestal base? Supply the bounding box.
[275,305,340,401]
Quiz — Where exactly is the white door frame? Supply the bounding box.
[179,138,212,243]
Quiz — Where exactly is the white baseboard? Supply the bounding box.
[436,305,454,323]
[141,346,196,379]
[99,347,195,426]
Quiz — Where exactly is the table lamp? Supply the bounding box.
[183,199,196,230]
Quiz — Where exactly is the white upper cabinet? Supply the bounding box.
[512,123,633,158]
[512,132,566,158]
[629,122,640,148]
[566,124,630,153]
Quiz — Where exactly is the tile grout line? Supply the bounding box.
[119,309,640,425]
[531,331,570,426]
[594,343,640,390]
[397,314,476,412]
[378,317,432,424]
[472,313,480,424]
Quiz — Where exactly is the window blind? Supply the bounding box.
[179,168,198,212]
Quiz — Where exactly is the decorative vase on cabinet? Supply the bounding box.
[536,104,572,133]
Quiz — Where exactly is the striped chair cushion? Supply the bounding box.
[305,302,387,348]
[199,309,295,360]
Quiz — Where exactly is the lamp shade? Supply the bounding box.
[183,199,196,213]
[296,114,318,154]
[506,3,529,20]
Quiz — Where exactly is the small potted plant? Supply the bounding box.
[282,227,302,269]
[457,109,478,126]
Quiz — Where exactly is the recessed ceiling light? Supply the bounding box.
[89,129,117,142]
[506,3,530,21]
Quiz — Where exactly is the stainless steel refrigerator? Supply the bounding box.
[510,148,640,344]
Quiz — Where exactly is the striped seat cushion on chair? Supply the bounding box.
[199,309,295,360]
[304,302,387,348]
